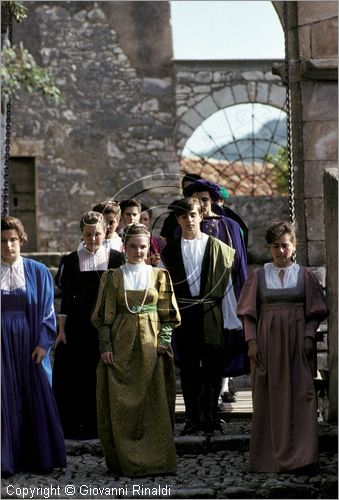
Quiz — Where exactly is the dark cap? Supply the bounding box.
[183,179,222,201]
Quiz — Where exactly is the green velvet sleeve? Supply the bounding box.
[158,324,173,347]
[98,325,112,354]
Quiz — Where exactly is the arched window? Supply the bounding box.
[180,103,287,196]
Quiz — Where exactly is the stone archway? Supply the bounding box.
[173,59,289,264]
[174,59,286,157]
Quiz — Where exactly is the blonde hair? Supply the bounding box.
[80,211,106,231]
[122,223,150,245]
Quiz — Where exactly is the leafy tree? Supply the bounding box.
[1,0,61,103]
[264,145,289,195]
[1,0,61,216]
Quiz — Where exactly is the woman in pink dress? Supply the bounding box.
[237,221,329,473]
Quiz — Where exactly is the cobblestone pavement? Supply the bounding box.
[2,420,337,499]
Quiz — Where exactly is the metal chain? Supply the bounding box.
[1,5,13,217]
[2,101,12,217]
[8,3,13,44]
[284,1,296,227]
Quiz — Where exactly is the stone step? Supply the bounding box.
[64,421,337,457]
[175,391,253,423]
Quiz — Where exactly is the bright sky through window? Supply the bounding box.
[170,1,285,60]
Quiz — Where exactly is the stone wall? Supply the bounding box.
[278,3,338,422]
[323,169,338,422]
[280,1,338,266]
[227,195,289,265]
[174,60,286,155]
[10,1,179,252]
[11,2,337,263]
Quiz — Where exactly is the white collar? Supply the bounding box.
[269,262,295,272]
[182,233,208,243]
[123,262,148,272]
[1,256,23,268]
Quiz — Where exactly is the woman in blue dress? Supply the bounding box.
[1,216,66,476]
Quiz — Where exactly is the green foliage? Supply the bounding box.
[1,1,60,103]
[7,0,28,22]
[1,41,61,103]
[265,146,289,195]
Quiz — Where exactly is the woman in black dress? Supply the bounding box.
[52,211,124,439]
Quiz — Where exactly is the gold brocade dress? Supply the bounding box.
[91,267,181,477]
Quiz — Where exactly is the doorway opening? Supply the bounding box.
[9,157,37,252]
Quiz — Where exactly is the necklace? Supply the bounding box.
[124,288,149,314]
[122,263,150,314]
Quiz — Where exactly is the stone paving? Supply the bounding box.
[2,419,337,500]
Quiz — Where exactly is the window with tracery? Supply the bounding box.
[180,103,288,196]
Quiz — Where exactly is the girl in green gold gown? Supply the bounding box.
[92,223,180,477]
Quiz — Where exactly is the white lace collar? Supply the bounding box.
[121,263,152,290]
[1,257,26,292]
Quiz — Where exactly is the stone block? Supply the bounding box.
[302,82,338,121]
[177,105,188,117]
[324,168,338,422]
[317,333,328,352]
[212,87,234,108]
[107,141,124,159]
[317,352,328,371]
[301,58,338,81]
[227,196,289,265]
[222,487,256,498]
[264,71,282,81]
[247,82,256,102]
[176,70,195,82]
[260,483,318,499]
[143,77,172,97]
[308,241,326,266]
[298,2,338,25]
[304,161,337,198]
[268,85,286,109]
[296,241,308,266]
[193,85,211,94]
[178,121,194,137]
[10,139,45,157]
[87,8,106,21]
[299,25,311,59]
[195,96,218,119]
[208,435,249,453]
[311,18,338,59]
[242,71,264,81]
[213,72,223,84]
[305,198,325,240]
[256,82,268,104]
[177,138,188,152]
[303,121,338,161]
[233,84,248,104]
[73,9,87,22]
[194,71,213,84]
[141,98,159,112]
[308,266,326,287]
[328,349,338,422]
[181,108,202,130]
